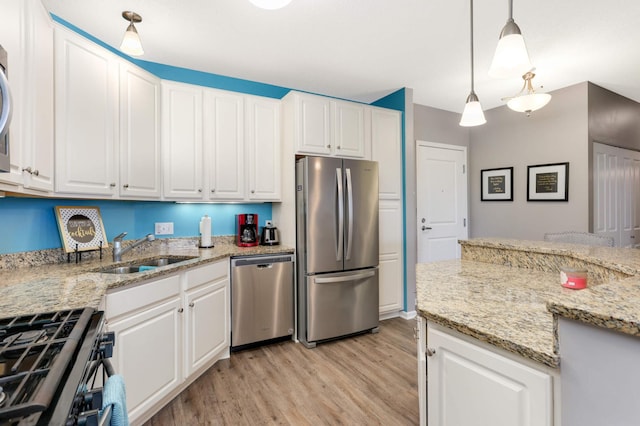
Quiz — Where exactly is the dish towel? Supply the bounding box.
[101,374,130,426]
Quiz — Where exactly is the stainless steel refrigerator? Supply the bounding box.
[296,156,379,348]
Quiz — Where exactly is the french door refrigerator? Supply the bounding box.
[296,156,379,348]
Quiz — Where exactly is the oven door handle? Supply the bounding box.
[102,358,115,377]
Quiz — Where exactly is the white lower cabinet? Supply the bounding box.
[105,259,230,425]
[184,260,230,377]
[421,319,554,426]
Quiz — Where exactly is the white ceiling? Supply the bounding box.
[42,0,640,114]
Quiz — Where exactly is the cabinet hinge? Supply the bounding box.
[463,164,466,174]
[464,218,467,227]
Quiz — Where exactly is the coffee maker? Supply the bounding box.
[236,214,259,247]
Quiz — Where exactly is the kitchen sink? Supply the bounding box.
[94,256,199,274]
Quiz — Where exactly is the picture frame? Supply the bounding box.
[481,167,513,201]
[527,162,569,201]
[54,206,109,253]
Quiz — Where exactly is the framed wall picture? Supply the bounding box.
[527,162,569,201]
[481,167,513,201]
[54,206,109,253]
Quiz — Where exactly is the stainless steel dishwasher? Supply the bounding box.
[231,254,295,349]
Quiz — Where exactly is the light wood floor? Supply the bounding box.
[144,317,419,425]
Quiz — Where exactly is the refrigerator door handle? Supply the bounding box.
[314,270,376,284]
[345,167,354,261]
[336,167,344,262]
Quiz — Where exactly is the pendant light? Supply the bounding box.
[120,11,144,57]
[506,71,551,116]
[249,0,292,10]
[488,0,532,79]
[459,0,486,127]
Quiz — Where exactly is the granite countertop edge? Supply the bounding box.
[0,238,294,318]
[418,308,559,368]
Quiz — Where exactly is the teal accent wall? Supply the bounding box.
[0,197,271,255]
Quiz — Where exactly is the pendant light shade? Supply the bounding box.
[249,0,292,10]
[488,0,532,79]
[506,71,551,116]
[120,11,144,57]
[460,92,487,127]
[459,0,486,127]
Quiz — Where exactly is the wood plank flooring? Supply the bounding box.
[144,317,419,425]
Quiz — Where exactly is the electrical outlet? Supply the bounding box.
[155,222,174,235]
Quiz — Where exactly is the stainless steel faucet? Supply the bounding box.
[112,232,155,262]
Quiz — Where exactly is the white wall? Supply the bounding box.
[469,83,590,240]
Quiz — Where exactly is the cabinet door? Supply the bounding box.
[379,200,403,315]
[293,92,332,155]
[184,278,229,376]
[204,89,244,200]
[107,296,183,425]
[246,95,281,201]
[162,81,204,199]
[371,107,402,199]
[119,63,161,199]
[54,26,118,196]
[22,0,54,192]
[332,100,365,158]
[427,324,553,426]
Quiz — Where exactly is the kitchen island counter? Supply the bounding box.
[0,237,293,318]
[417,238,640,368]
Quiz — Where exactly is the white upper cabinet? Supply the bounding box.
[163,82,281,202]
[288,91,332,156]
[286,91,367,159]
[162,81,204,200]
[332,100,366,158]
[246,95,281,201]
[204,88,245,200]
[54,25,119,196]
[119,63,161,198]
[371,107,402,199]
[0,0,54,192]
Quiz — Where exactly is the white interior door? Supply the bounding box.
[416,141,468,263]
[593,142,640,248]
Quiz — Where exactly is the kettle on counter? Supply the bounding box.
[260,222,280,246]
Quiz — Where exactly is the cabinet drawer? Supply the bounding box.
[106,274,181,319]
[185,260,228,290]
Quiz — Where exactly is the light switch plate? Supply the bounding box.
[155,222,174,235]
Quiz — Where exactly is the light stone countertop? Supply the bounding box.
[0,237,293,318]
[418,238,640,368]
[416,259,565,368]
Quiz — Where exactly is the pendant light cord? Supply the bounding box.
[469,0,475,93]
[508,0,513,20]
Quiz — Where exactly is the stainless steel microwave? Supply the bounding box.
[0,44,12,173]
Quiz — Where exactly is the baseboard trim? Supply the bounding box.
[399,310,416,320]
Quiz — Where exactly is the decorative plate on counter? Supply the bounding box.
[54,206,108,253]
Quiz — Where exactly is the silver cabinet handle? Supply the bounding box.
[178,308,184,313]
[422,226,432,231]
[123,184,129,189]
[32,169,39,176]
[327,144,331,148]
[426,348,436,357]
[189,302,195,308]
[198,188,202,193]
[22,166,32,174]
[211,188,215,193]
[251,190,255,193]
[109,183,116,188]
